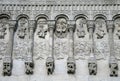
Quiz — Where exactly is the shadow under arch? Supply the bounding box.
[55,14,69,20]
[94,14,107,21]
[112,14,120,20]
[35,14,49,21]
[74,14,88,20]
[0,14,11,19]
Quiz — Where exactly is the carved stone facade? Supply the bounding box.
[0,0,120,81]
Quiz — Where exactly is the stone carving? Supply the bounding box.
[25,62,34,75]
[76,18,86,38]
[46,57,55,75]
[88,58,97,75]
[0,18,7,39]
[95,19,106,39]
[109,59,118,77]
[17,18,28,39]
[115,18,120,39]
[67,57,76,74]
[3,62,12,76]
[37,18,48,38]
[55,18,68,38]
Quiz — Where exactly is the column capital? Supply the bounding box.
[68,20,75,31]
[87,20,95,29]
[107,20,114,31]
[48,20,55,30]
[9,20,16,29]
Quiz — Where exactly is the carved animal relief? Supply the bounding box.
[76,18,86,38]
[37,18,48,38]
[17,18,28,39]
[55,18,68,38]
[46,57,55,75]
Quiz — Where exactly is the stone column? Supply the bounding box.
[46,20,55,75]
[107,20,118,77]
[67,21,76,74]
[3,20,16,76]
[25,20,35,75]
[87,20,97,75]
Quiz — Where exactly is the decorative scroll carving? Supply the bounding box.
[55,18,68,38]
[76,18,86,38]
[17,18,28,39]
[88,58,97,75]
[67,57,76,74]
[37,18,48,38]
[0,18,7,39]
[95,19,106,39]
[3,62,12,76]
[46,57,55,75]
[109,59,118,77]
[25,62,34,75]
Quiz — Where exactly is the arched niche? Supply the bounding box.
[33,17,49,60]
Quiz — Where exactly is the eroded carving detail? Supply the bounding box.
[76,18,86,38]
[115,18,120,39]
[55,18,68,38]
[88,58,97,75]
[46,57,55,75]
[25,62,34,75]
[3,62,12,76]
[0,18,7,39]
[95,19,106,39]
[67,57,76,74]
[17,18,28,39]
[37,18,48,38]
[109,59,118,77]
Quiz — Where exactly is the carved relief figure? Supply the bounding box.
[95,19,106,39]
[109,63,118,77]
[76,18,86,38]
[115,18,120,39]
[0,18,7,39]
[17,18,28,39]
[37,18,48,38]
[55,18,67,38]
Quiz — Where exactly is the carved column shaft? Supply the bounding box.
[68,21,75,57]
[48,21,55,57]
[87,20,95,56]
[107,21,114,58]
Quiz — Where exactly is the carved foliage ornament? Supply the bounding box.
[37,18,48,38]
[95,18,106,39]
[55,18,68,38]
[0,18,8,39]
[17,18,28,39]
[25,62,34,75]
[76,18,86,38]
